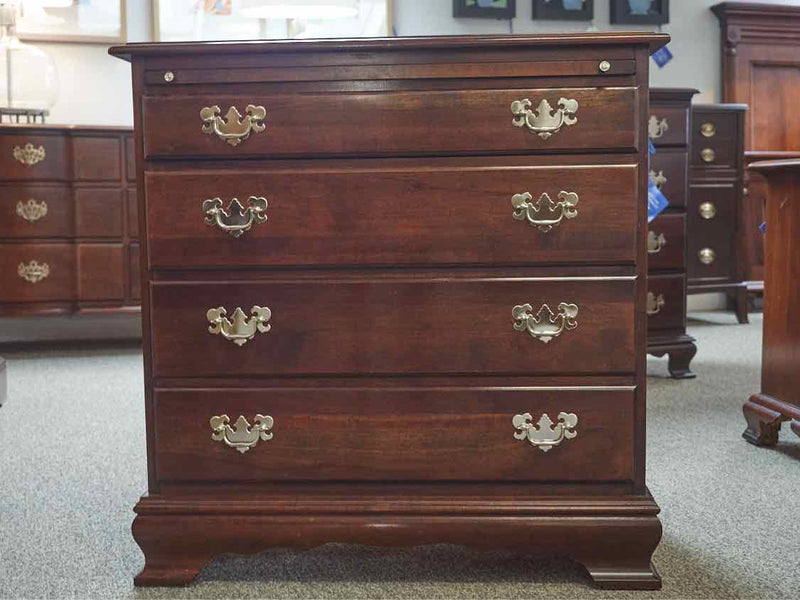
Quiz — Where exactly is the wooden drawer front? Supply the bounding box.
[73,136,121,181]
[0,186,73,238]
[154,387,635,483]
[646,274,684,331]
[0,134,68,180]
[150,276,635,378]
[142,87,638,159]
[687,185,735,280]
[145,164,638,269]
[647,212,685,271]
[76,188,124,238]
[692,112,738,168]
[78,244,124,301]
[0,243,76,302]
[649,149,687,207]
[648,107,688,147]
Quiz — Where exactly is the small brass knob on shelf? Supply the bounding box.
[698,202,716,219]
[163,71,175,82]
[698,248,716,265]
[700,148,716,163]
[700,122,716,138]
[598,60,611,73]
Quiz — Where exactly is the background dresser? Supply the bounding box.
[687,104,748,323]
[743,159,800,447]
[647,88,697,378]
[714,1,800,311]
[0,125,139,316]
[112,32,667,590]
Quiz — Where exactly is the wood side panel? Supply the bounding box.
[150,277,635,378]
[143,87,638,158]
[75,188,124,238]
[154,387,635,483]
[78,244,125,301]
[145,164,638,268]
[72,136,122,181]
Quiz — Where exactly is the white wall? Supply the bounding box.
[35,0,800,126]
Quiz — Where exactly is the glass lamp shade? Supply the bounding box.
[0,15,58,110]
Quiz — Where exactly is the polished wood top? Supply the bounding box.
[109,32,669,60]
[748,158,800,173]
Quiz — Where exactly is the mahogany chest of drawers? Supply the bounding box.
[0,125,139,316]
[646,88,697,378]
[111,32,667,590]
[688,104,748,323]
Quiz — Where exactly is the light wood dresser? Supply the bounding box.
[111,32,667,590]
[0,125,139,316]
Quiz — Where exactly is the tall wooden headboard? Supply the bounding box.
[713,2,800,151]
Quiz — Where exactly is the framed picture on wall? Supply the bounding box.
[610,0,669,25]
[532,0,593,21]
[453,0,516,20]
[153,0,392,42]
[16,0,126,44]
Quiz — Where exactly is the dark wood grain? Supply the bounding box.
[113,33,663,590]
[150,275,635,378]
[0,185,73,238]
[143,87,639,159]
[72,136,122,181]
[743,160,800,446]
[145,162,637,269]
[155,387,635,483]
[0,132,68,181]
[75,188,124,238]
[77,244,124,301]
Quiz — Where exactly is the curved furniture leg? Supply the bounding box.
[743,394,787,446]
[734,287,750,324]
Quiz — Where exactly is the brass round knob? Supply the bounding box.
[698,248,716,265]
[164,71,175,83]
[599,60,611,73]
[701,122,716,137]
[701,148,716,163]
[698,202,716,219]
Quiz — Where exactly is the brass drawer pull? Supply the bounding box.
[207,305,272,346]
[700,148,716,163]
[647,230,667,254]
[649,170,667,190]
[647,292,665,315]
[698,247,716,265]
[16,199,48,222]
[513,412,578,453]
[512,191,578,232]
[13,143,46,166]
[698,201,716,219]
[203,196,268,238]
[512,302,578,344]
[200,104,266,147]
[701,122,716,137]
[648,116,668,139]
[18,260,50,283]
[210,414,273,453]
[511,97,578,140]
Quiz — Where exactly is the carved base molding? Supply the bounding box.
[647,335,697,380]
[743,393,800,446]
[132,492,662,590]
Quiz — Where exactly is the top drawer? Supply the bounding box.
[0,134,68,181]
[142,87,639,159]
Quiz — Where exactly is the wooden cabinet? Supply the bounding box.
[687,104,749,323]
[647,88,697,379]
[713,2,800,306]
[742,159,800,447]
[0,125,139,316]
[111,32,668,590]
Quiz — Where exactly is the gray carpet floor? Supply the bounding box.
[1,311,798,599]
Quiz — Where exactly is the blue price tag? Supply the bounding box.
[648,181,669,223]
[759,221,766,233]
[652,45,673,69]
[648,138,656,156]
